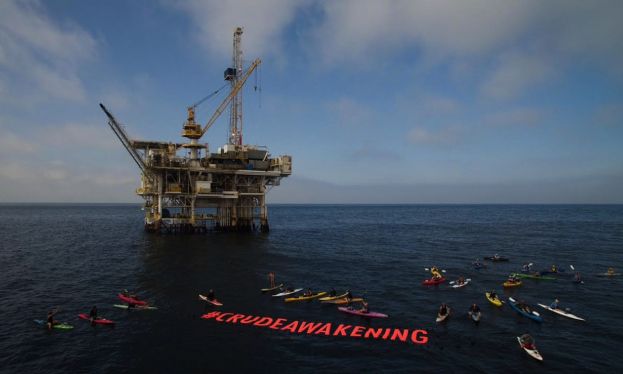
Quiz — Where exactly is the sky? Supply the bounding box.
[0,0,622,203]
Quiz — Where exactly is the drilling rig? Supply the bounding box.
[101,27,292,233]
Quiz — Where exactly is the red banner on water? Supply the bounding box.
[201,311,428,345]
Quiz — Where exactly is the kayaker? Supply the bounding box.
[551,264,557,272]
[122,289,138,299]
[268,272,275,288]
[303,288,312,297]
[439,303,448,316]
[457,276,465,285]
[345,290,353,301]
[522,263,530,272]
[46,309,58,330]
[489,290,498,300]
[520,334,535,349]
[89,306,98,323]
[494,253,500,260]
[469,304,480,313]
[550,299,559,309]
[507,274,518,283]
[359,300,369,313]
[607,267,615,275]
[207,289,215,301]
[329,288,336,297]
[574,272,582,282]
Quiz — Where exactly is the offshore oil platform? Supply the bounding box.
[100,27,292,233]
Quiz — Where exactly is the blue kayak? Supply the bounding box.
[508,297,543,322]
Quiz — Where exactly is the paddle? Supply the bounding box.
[570,265,575,271]
[424,268,446,272]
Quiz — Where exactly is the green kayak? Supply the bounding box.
[34,320,74,330]
[513,273,556,280]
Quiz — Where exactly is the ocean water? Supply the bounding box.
[0,204,622,373]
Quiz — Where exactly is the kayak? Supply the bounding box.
[261,283,283,293]
[113,304,158,310]
[503,280,522,288]
[318,292,348,301]
[514,273,557,280]
[484,256,509,262]
[537,304,585,321]
[78,314,115,325]
[338,306,388,318]
[468,311,481,324]
[508,297,542,322]
[423,277,446,285]
[321,297,363,305]
[436,308,451,323]
[272,288,303,297]
[451,279,471,288]
[596,273,620,277]
[118,294,147,306]
[198,294,223,306]
[485,292,504,307]
[285,291,327,303]
[34,320,74,330]
[517,336,543,361]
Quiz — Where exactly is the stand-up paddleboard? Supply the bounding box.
[514,273,557,280]
[272,288,303,297]
[436,308,451,323]
[537,304,585,321]
[78,314,115,325]
[517,335,543,361]
[285,292,327,303]
[450,279,471,288]
[118,294,147,306]
[337,306,388,318]
[486,292,504,307]
[508,297,542,322]
[34,320,73,330]
[199,294,223,306]
[113,304,158,310]
[261,284,283,293]
[484,256,509,262]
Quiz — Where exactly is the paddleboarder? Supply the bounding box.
[268,272,275,288]
[345,290,353,302]
[46,309,59,330]
[359,300,369,313]
[207,289,215,301]
[550,299,559,309]
[89,306,98,323]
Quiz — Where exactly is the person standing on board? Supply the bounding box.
[46,309,59,330]
[89,306,98,323]
[268,272,275,288]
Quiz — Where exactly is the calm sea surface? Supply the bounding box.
[1,204,622,373]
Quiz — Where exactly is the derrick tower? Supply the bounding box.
[101,27,292,233]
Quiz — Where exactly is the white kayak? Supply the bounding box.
[436,308,451,323]
[451,279,471,288]
[113,304,158,310]
[517,336,543,361]
[537,304,585,321]
[272,288,303,297]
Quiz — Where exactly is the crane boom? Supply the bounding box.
[200,58,261,138]
[99,103,147,172]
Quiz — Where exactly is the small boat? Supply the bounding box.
[450,279,471,288]
[436,308,451,323]
[503,280,522,288]
[422,277,446,286]
[537,303,585,321]
[517,334,543,361]
[318,292,349,301]
[272,288,303,297]
[485,292,503,307]
[484,256,509,262]
[261,283,283,293]
[508,297,542,322]
[320,297,363,305]
[199,294,223,306]
[78,314,115,325]
[285,291,327,303]
[118,293,147,306]
[338,306,388,318]
[113,304,158,310]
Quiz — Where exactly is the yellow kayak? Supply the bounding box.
[485,292,503,307]
[320,297,363,305]
[318,292,348,302]
[285,292,327,303]
[503,280,522,288]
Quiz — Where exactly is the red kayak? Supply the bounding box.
[338,307,388,318]
[78,314,115,325]
[118,293,147,306]
[422,277,446,285]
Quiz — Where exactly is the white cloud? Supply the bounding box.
[35,123,119,150]
[407,125,460,146]
[481,52,555,100]
[0,0,96,103]
[484,107,544,127]
[173,0,305,62]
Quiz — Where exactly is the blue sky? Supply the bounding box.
[1,0,622,203]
